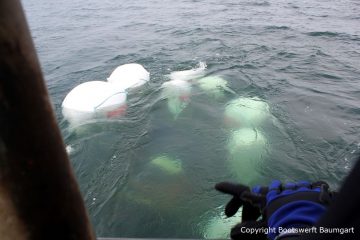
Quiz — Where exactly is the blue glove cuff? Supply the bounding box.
[267,201,326,240]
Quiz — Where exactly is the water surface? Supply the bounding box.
[23,0,360,238]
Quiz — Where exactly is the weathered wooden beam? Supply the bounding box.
[0,0,96,239]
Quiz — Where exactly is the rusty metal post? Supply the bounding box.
[0,0,96,239]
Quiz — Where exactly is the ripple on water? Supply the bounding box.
[265,25,291,30]
[306,31,341,37]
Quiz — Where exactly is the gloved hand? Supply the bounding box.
[215,180,336,240]
[215,182,268,240]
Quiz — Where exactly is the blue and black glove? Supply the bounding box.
[215,180,336,240]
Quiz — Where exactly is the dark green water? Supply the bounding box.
[23,0,360,238]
